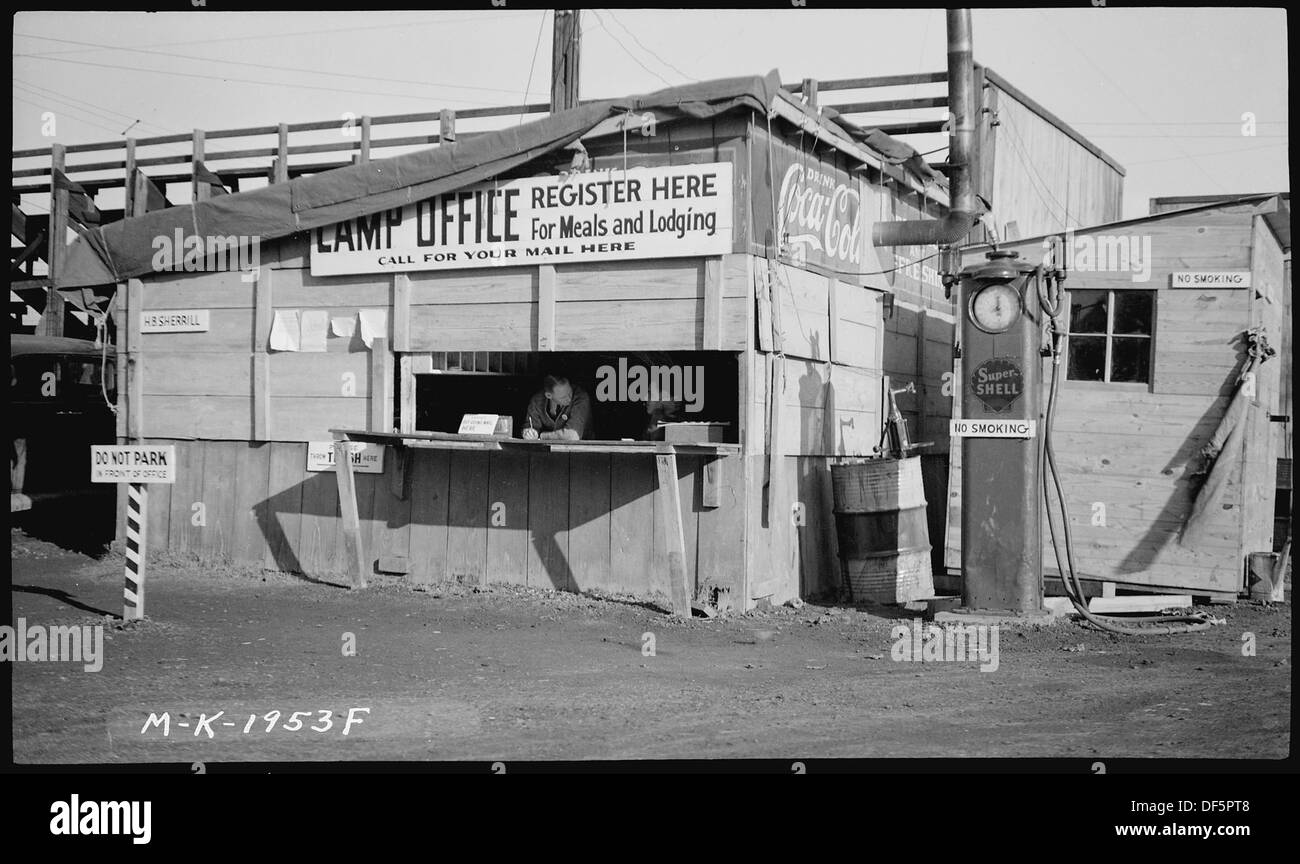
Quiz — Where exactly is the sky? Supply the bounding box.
[12,7,1290,221]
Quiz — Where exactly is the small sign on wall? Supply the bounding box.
[91,445,177,483]
[950,420,1037,439]
[1171,271,1252,289]
[457,414,509,435]
[306,441,385,474]
[141,310,210,333]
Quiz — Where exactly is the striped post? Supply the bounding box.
[124,482,148,620]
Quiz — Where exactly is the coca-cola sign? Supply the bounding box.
[776,162,862,268]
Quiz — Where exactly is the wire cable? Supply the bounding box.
[16,33,529,97]
[13,79,176,136]
[604,10,698,83]
[11,54,503,107]
[588,10,674,89]
[11,93,124,137]
[14,11,533,57]
[518,9,550,124]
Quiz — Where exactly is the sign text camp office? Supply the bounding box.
[311,163,734,276]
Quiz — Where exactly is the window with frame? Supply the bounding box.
[1066,289,1154,383]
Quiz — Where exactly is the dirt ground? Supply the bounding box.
[8,528,1291,763]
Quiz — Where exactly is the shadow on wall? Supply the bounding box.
[794,335,841,600]
[1116,335,1251,577]
[249,444,707,599]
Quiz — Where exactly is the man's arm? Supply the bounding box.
[564,391,593,439]
[523,393,547,435]
[539,428,581,441]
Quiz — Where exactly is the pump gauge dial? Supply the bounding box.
[969,283,1022,334]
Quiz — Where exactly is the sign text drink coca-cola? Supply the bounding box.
[775,162,863,269]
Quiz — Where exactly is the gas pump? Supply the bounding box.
[948,249,1214,633]
[955,250,1045,613]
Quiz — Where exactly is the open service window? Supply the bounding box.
[413,351,739,442]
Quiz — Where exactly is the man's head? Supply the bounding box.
[543,375,573,409]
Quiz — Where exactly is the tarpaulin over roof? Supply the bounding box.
[774,97,945,188]
[56,71,935,288]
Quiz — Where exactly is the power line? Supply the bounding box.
[12,93,125,138]
[1071,120,1288,126]
[1033,10,1228,194]
[1079,133,1288,139]
[604,10,698,82]
[14,81,151,129]
[17,33,528,97]
[12,53,506,107]
[588,9,674,89]
[519,9,550,124]
[1124,141,1288,166]
[13,11,534,58]
[13,78,177,136]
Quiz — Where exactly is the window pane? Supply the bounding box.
[1113,291,1153,335]
[1067,336,1106,381]
[63,360,103,399]
[1110,336,1152,383]
[1069,289,1108,334]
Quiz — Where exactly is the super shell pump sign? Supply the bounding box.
[970,356,1024,413]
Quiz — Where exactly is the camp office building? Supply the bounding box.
[42,71,1146,611]
[42,77,927,610]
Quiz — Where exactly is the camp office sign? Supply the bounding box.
[310,163,733,275]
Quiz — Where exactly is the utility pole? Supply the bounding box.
[550,9,581,112]
[41,143,68,337]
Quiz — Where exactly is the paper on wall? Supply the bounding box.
[269,309,300,351]
[358,308,388,349]
[299,310,329,352]
[331,316,356,338]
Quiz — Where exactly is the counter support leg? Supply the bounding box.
[656,451,691,617]
[335,438,368,589]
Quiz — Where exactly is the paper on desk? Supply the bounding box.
[299,310,329,352]
[358,308,388,349]
[269,309,300,352]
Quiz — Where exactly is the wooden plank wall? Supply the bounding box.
[1277,255,1293,469]
[946,203,1271,593]
[745,257,889,603]
[989,85,1124,240]
[874,186,959,455]
[751,260,886,458]
[402,255,750,353]
[266,267,387,440]
[137,270,257,440]
[136,259,390,442]
[1241,215,1286,559]
[140,438,746,604]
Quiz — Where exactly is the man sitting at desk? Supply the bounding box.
[522,375,592,440]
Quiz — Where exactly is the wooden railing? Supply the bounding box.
[13,70,957,197]
[780,70,952,136]
[10,70,956,289]
[12,102,550,199]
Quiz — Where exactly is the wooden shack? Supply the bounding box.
[788,64,1127,577]
[947,194,1289,597]
[48,74,958,612]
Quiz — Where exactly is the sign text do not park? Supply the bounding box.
[91,445,177,484]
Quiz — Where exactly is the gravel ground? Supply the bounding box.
[9,528,1291,763]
